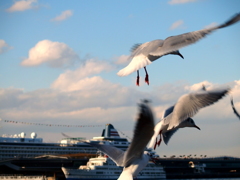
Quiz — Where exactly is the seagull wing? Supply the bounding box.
[123,101,154,167]
[162,129,179,145]
[231,96,240,120]
[162,105,175,119]
[167,87,230,130]
[85,142,125,166]
[150,13,240,57]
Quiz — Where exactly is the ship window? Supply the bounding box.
[96,172,103,174]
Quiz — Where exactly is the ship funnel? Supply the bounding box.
[104,124,120,138]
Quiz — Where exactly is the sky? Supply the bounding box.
[0,0,240,158]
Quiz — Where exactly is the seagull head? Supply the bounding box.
[171,50,184,59]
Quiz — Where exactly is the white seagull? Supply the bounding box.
[117,13,240,86]
[85,100,155,180]
[148,86,230,150]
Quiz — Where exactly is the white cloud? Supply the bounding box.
[0,40,12,54]
[168,0,197,5]
[6,0,38,12]
[51,10,73,22]
[169,20,185,30]
[115,55,130,65]
[51,59,114,91]
[21,40,79,67]
[184,80,212,92]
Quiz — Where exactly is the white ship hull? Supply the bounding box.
[62,156,166,180]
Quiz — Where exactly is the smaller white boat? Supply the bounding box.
[62,154,166,180]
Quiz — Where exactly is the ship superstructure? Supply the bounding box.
[0,124,130,160]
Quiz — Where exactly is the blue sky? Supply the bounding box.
[0,0,240,157]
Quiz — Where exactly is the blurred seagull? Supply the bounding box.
[148,86,230,150]
[117,13,240,86]
[84,100,155,180]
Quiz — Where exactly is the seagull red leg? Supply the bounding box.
[157,131,162,147]
[144,67,149,85]
[136,70,140,86]
[154,137,158,150]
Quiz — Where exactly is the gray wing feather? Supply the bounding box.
[168,87,230,130]
[124,101,154,167]
[162,105,175,118]
[150,13,240,57]
[85,142,125,166]
[131,43,142,53]
[153,29,212,56]
[162,129,179,145]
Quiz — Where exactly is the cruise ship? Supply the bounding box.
[0,124,130,160]
[61,154,166,180]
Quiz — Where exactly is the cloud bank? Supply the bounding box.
[21,40,79,68]
[1,74,239,156]
[2,56,240,157]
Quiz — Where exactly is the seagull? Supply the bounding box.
[84,100,155,180]
[148,105,200,150]
[148,86,230,150]
[230,96,240,120]
[117,13,240,86]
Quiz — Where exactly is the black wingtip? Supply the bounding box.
[218,13,240,29]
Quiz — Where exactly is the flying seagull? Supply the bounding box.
[84,100,155,180]
[148,105,200,150]
[117,13,240,86]
[148,86,230,149]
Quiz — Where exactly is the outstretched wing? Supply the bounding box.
[167,87,230,130]
[162,105,175,119]
[124,100,154,167]
[150,13,240,57]
[85,142,125,166]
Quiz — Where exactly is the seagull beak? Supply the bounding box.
[194,125,201,130]
[177,52,184,59]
